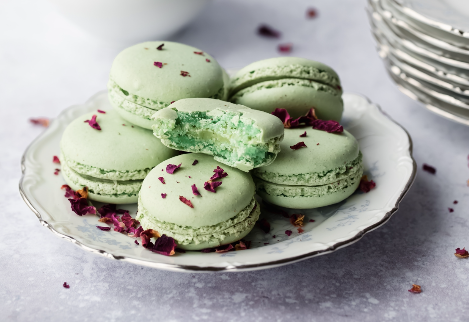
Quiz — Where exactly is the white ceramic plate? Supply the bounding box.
[19,91,416,272]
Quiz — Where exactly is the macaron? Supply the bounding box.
[137,153,260,250]
[108,41,225,129]
[60,109,178,204]
[152,98,285,171]
[252,127,363,209]
[229,57,343,121]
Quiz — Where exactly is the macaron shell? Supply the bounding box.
[231,80,343,120]
[110,41,224,102]
[139,153,255,228]
[110,97,157,130]
[254,128,359,176]
[60,109,177,172]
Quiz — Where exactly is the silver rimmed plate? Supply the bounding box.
[19,91,416,272]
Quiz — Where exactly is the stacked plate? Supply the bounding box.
[368,0,469,125]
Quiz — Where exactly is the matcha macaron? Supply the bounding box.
[137,153,260,250]
[229,57,343,121]
[108,41,225,129]
[60,109,178,204]
[152,98,284,171]
[252,127,363,209]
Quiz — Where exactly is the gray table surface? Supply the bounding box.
[2,0,469,321]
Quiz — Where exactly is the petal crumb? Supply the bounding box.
[180,71,191,77]
[206,59,211,62]
[69,198,96,216]
[157,43,164,50]
[307,8,318,18]
[256,218,271,233]
[359,175,376,193]
[297,227,304,234]
[84,115,101,130]
[285,230,292,236]
[150,234,177,256]
[455,248,469,258]
[311,119,343,133]
[63,282,70,289]
[454,200,458,204]
[215,244,234,253]
[204,180,222,193]
[272,108,317,128]
[154,61,163,68]
[194,51,204,55]
[161,193,167,199]
[96,226,111,231]
[299,131,307,137]
[408,284,422,294]
[192,159,198,166]
[135,240,139,245]
[422,163,436,174]
[278,43,292,53]
[258,24,281,38]
[449,208,454,213]
[97,109,106,114]
[191,184,201,196]
[54,169,60,175]
[179,196,194,208]
[30,118,49,127]
[290,142,307,150]
[166,163,181,174]
[309,219,315,222]
[234,240,248,251]
[210,166,228,180]
[158,177,165,184]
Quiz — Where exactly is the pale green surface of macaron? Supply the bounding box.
[252,127,363,209]
[137,153,260,250]
[108,41,226,129]
[152,98,284,172]
[60,109,178,203]
[229,57,343,120]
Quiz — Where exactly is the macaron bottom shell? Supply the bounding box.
[254,170,362,209]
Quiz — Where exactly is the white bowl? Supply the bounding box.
[48,0,211,43]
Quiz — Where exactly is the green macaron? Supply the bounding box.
[252,127,363,209]
[229,57,343,121]
[137,153,260,250]
[108,41,226,129]
[60,109,178,204]
[152,98,285,172]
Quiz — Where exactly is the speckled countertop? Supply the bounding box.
[2,0,469,321]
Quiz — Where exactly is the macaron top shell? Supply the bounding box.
[139,153,255,228]
[230,57,342,94]
[255,127,359,175]
[110,41,224,102]
[60,109,176,172]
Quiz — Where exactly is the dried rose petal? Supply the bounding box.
[134,240,139,245]
[84,115,101,130]
[97,110,106,114]
[210,166,228,180]
[166,163,181,174]
[154,62,163,68]
[30,118,49,127]
[180,71,191,77]
[258,24,281,38]
[290,214,305,227]
[455,248,469,258]
[149,234,176,256]
[272,108,317,128]
[158,177,165,184]
[157,43,164,50]
[161,193,167,199]
[140,229,161,248]
[309,219,315,222]
[408,284,422,294]
[297,227,304,234]
[53,156,60,164]
[179,196,194,208]
[290,142,307,150]
[192,159,198,166]
[98,217,112,224]
[359,175,376,193]
[61,185,80,200]
[128,226,143,238]
[449,208,454,213]
[200,248,213,253]
[422,164,436,174]
[204,180,222,193]
[234,240,248,251]
[69,198,96,216]
[76,186,89,199]
[121,212,138,230]
[97,204,116,218]
[278,43,292,53]
[285,230,292,236]
[191,184,201,196]
[256,218,271,233]
[194,51,204,55]
[96,226,111,231]
[54,169,60,175]
[272,108,292,128]
[206,59,211,63]
[111,214,125,233]
[215,244,234,253]
[307,8,318,18]
[311,119,343,133]
[454,200,458,204]
[63,282,70,289]
[299,131,307,137]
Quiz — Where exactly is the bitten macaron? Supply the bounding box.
[60,109,178,204]
[108,41,226,129]
[229,57,343,121]
[137,153,260,250]
[252,127,363,209]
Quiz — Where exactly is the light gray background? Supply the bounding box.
[2,0,469,321]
